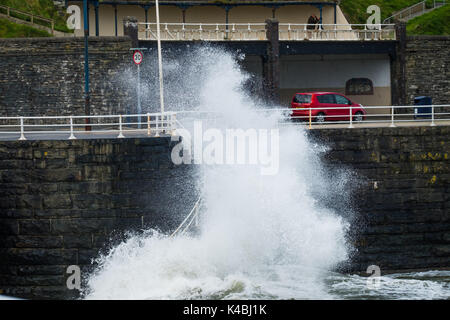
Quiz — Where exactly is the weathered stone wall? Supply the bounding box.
[0,136,196,299]
[0,37,134,117]
[309,126,450,273]
[405,36,450,105]
[0,126,449,299]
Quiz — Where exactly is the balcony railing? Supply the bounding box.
[139,23,397,41]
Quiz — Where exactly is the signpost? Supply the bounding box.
[133,49,143,128]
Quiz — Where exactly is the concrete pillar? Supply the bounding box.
[391,21,407,107]
[114,5,118,36]
[123,16,139,48]
[94,0,99,36]
[263,18,280,104]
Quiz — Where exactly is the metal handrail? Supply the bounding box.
[138,22,396,41]
[0,4,55,32]
[0,112,177,141]
[170,197,202,238]
[382,0,444,24]
[279,104,448,128]
[176,104,450,130]
[1,105,449,141]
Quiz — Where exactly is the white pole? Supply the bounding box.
[390,106,396,127]
[19,117,26,141]
[118,115,125,138]
[69,116,76,140]
[137,63,141,129]
[348,105,353,128]
[431,105,436,126]
[155,0,165,117]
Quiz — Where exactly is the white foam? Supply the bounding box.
[84,47,351,300]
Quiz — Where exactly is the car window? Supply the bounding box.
[334,95,350,105]
[317,94,335,104]
[293,94,312,103]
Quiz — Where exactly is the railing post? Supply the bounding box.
[155,114,160,137]
[171,113,177,136]
[19,117,26,141]
[348,105,353,128]
[390,106,396,127]
[309,108,312,129]
[118,115,125,138]
[69,116,76,140]
[194,203,199,227]
[430,105,436,126]
[147,113,151,136]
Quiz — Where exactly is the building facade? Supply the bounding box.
[67,1,348,37]
[65,1,394,107]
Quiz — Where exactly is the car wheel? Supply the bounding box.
[354,111,364,122]
[315,112,326,123]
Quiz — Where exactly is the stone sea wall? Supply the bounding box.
[1,34,449,120]
[309,126,450,273]
[0,126,449,299]
[0,37,134,117]
[405,36,450,105]
[0,136,196,299]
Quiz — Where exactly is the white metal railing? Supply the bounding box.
[278,104,450,129]
[175,105,450,130]
[139,23,396,41]
[170,197,202,238]
[278,23,396,41]
[383,0,447,24]
[0,112,178,141]
[1,105,449,141]
[384,1,427,23]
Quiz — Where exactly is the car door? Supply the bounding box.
[334,94,352,121]
[316,94,336,121]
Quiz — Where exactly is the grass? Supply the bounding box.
[407,4,450,35]
[0,0,71,33]
[0,17,51,37]
[339,0,435,24]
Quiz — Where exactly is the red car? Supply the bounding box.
[290,92,366,122]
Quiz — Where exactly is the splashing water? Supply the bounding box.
[83,48,449,300]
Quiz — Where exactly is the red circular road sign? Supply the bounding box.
[133,50,143,65]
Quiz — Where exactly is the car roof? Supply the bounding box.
[294,92,341,95]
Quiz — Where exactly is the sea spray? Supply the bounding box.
[84,47,351,300]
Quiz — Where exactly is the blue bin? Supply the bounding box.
[414,96,432,119]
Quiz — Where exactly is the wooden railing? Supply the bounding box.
[0,4,55,33]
